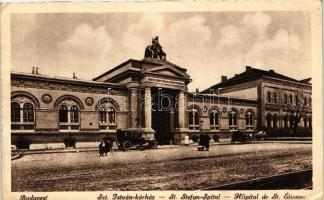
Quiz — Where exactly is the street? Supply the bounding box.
[12,142,312,191]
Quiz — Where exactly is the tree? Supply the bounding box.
[278,89,311,134]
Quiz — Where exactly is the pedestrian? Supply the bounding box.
[198,134,204,151]
[105,139,113,156]
[99,139,105,157]
[205,134,210,151]
[104,139,110,156]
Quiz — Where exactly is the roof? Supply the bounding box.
[300,77,312,83]
[92,58,187,81]
[141,57,187,72]
[202,66,311,93]
[11,71,126,89]
[92,59,137,81]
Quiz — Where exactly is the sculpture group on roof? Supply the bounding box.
[144,36,167,60]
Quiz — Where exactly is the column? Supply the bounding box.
[305,118,308,128]
[144,87,152,129]
[178,90,185,130]
[129,88,138,128]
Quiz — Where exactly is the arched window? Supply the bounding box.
[266,114,272,128]
[284,94,288,105]
[59,105,68,123]
[293,95,297,104]
[23,103,34,122]
[11,96,35,131]
[283,115,289,129]
[99,105,116,130]
[290,116,295,129]
[99,110,107,123]
[209,110,220,130]
[267,92,271,103]
[245,111,254,130]
[108,108,115,124]
[188,108,200,130]
[304,96,307,106]
[70,105,79,123]
[273,93,277,104]
[58,99,80,130]
[309,117,312,128]
[11,102,20,122]
[289,95,293,105]
[309,97,312,107]
[273,115,278,129]
[228,110,238,130]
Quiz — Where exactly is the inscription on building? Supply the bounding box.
[147,77,184,86]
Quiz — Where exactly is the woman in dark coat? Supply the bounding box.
[199,134,204,147]
[99,140,106,156]
[204,134,210,151]
[104,140,112,156]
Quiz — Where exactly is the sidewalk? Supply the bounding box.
[12,140,311,157]
[14,143,183,156]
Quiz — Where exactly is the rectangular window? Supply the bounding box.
[188,111,200,130]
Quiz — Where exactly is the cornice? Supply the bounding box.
[11,72,127,90]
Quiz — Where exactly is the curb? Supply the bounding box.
[11,153,23,160]
[15,141,311,155]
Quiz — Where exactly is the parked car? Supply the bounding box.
[116,129,158,150]
[231,131,252,144]
[254,130,267,141]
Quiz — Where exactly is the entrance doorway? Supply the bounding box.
[152,111,172,145]
[151,88,176,145]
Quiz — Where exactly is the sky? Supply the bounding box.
[11,11,311,91]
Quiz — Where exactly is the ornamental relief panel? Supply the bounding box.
[58,99,80,108]
[41,94,53,104]
[85,97,94,106]
[12,96,34,106]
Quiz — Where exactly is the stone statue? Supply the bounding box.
[144,36,166,60]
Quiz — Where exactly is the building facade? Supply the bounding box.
[202,66,312,136]
[11,55,312,150]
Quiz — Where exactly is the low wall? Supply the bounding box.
[11,132,117,150]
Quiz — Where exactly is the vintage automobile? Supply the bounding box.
[231,131,253,144]
[116,129,158,150]
[254,130,267,141]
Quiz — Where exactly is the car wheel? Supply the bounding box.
[138,137,146,145]
[150,141,158,149]
[117,145,124,150]
[123,141,132,151]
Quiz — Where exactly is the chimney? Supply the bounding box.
[32,67,35,74]
[269,69,274,73]
[73,72,78,79]
[35,67,39,75]
[221,76,227,82]
[246,66,252,71]
[195,88,199,93]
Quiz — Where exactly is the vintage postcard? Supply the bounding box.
[1,1,323,200]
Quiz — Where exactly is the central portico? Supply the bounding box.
[93,56,191,144]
